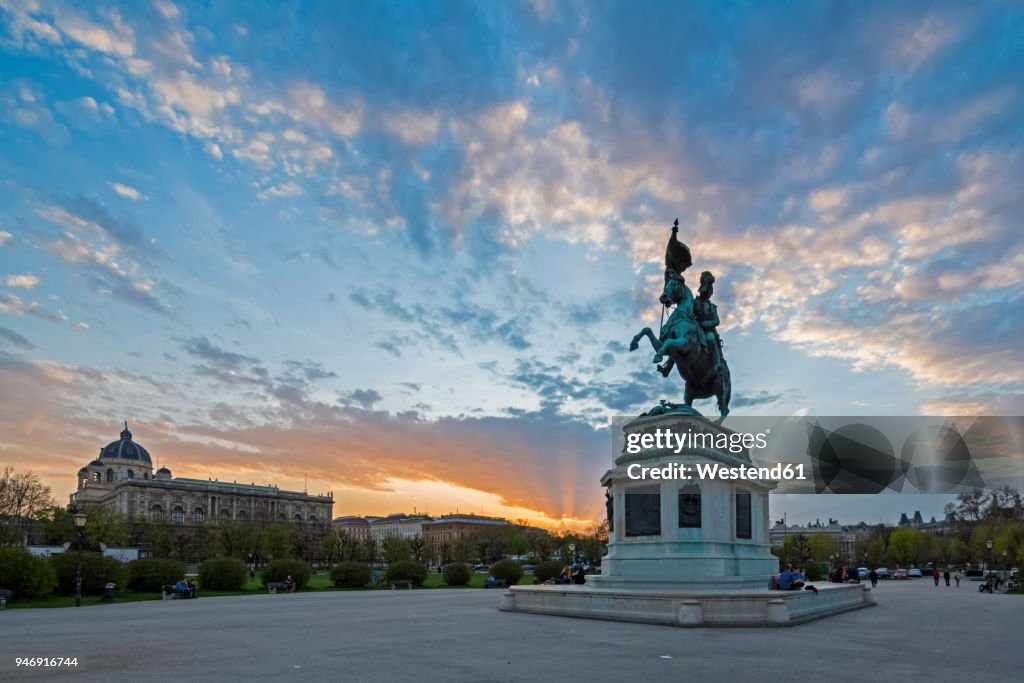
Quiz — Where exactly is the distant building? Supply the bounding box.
[422,514,511,562]
[332,515,371,541]
[69,423,333,529]
[769,518,858,562]
[368,513,433,542]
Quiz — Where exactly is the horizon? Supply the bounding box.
[1,1,1022,530]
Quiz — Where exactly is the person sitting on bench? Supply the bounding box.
[779,564,818,594]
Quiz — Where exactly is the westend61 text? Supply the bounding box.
[627,463,806,481]
[624,427,769,455]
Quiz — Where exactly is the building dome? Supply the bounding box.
[99,422,152,463]
[88,459,104,467]
[157,466,171,474]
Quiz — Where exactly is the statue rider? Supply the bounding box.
[694,270,723,375]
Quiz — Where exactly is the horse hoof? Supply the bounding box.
[652,355,663,364]
[629,341,639,352]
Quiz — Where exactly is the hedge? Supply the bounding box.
[126,558,185,593]
[330,561,372,588]
[0,547,57,599]
[488,559,523,586]
[385,559,428,586]
[442,563,472,586]
[199,558,249,591]
[261,559,312,589]
[533,560,564,583]
[49,552,124,595]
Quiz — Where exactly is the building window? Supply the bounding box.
[106,469,114,483]
[193,508,205,524]
[309,515,317,526]
[255,510,265,523]
[172,506,185,524]
[236,510,247,521]
[294,514,303,527]
[92,472,101,483]
[678,484,702,528]
[127,470,134,479]
[150,504,163,521]
[625,486,661,536]
[736,492,752,540]
[220,509,231,520]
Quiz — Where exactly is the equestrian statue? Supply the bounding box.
[629,219,732,422]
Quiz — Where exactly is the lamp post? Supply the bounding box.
[568,543,576,568]
[1003,549,1008,581]
[986,538,993,576]
[73,512,87,608]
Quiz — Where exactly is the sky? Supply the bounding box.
[1,0,1022,530]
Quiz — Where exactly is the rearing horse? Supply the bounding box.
[629,272,732,422]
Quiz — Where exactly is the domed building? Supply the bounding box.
[70,423,334,531]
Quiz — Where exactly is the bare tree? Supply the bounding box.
[0,466,56,546]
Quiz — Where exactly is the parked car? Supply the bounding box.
[908,568,923,577]
[857,567,870,579]
[874,567,890,578]
[521,564,535,573]
[894,569,909,579]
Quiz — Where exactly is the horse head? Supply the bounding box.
[660,269,690,307]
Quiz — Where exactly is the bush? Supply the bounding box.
[331,561,372,588]
[489,559,523,586]
[261,559,312,589]
[199,558,249,591]
[442,563,472,586]
[0,548,57,599]
[533,560,564,583]
[126,558,185,593]
[385,559,428,586]
[49,552,124,596]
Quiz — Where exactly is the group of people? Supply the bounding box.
[769,565,819,594]
[167,578,197,599]
[932,569,962,587]
[828,566,863,584]
[542,565,587,585]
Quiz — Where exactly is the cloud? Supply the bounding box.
[257,181,303,201]
[0,326,33,349]
[6,274,39,290]
[0,231,11,247]
[0,293,68,323]
[109,182,147,201]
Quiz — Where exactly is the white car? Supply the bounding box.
[908,568,923,577]
[874,567,889,578]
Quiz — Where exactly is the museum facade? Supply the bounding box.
[69,424,333,528]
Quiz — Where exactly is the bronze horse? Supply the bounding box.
[629,273,731,422]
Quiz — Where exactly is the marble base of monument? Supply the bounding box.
[500,582,873,627]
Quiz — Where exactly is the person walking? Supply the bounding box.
[932,569,940,586]
[943,570,950,587]
[869,568,878,588]
[954,571,961,587]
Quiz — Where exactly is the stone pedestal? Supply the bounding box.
[501,412,875,626]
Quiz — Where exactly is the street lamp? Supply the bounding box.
[986,538,993,575]
[73,512,87,608]
[568,543,577,568]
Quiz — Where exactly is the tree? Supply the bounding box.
[261,525,291,560]
[83,504,130,548]
[807,534,839,562]
[215,521,260,560]
[887,527,920,567]
[382,536,412,564]
[0,466,55,546]
[451,536,476,564]
[37,506,75,546]
[407,535,429,563]
[320,530,342,566]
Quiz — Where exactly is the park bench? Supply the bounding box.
[266,581,288,594]
[389,580,413,590]
[0,588,12,609]
[485,579,508,589]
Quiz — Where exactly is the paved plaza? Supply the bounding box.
[1,579,1018,682]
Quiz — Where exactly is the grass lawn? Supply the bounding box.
[8,568,537,609]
